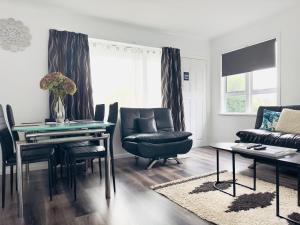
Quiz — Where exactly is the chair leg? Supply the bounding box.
[53,164,57,187]
[10,166,13,197]
[70,162,73,189]
[91,159,94,174]
[98,158,102,182]
[60,164,63,178]
[111,155,116,193]
[2,164,6,209]
[15,169,17,191]
[48,159,53,201]
[73,160,77,201]
[99,158,102,180]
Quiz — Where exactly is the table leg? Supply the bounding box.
[16,142,23,218]
[232,152,236,197]
[104,134,111,199]
[298,170,300,206]
[276,161,280,217]
[216,149,219,183]
[253,159,256,191]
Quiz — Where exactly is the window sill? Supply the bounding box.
[219,112,257,116]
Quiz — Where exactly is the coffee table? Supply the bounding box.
[210,142,300,225]
[276,154,300,224]
[209,142,257,197]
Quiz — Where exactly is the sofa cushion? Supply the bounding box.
[236,129,300,149]
[236,129,273,143]
[123,131,192,144]
[276,108,300,134]
[260,109,280,131]
[137,117,157,133]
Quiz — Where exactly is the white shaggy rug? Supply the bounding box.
[152,172,300,225]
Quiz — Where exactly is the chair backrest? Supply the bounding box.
[0,105,15,162]
[6,104,20,141]
[255,105,300,129]
[95,104,105,121]
[120,107,174,139]
[107,102,118,140]
[108,102,118,124]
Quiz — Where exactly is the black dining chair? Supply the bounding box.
[94,104,105,121]
[69,143,107,200]
[106,102,118,192]
[91,102,118,192]
[1,105,55,208]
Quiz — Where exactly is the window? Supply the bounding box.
[222,68,278,113]
[89,39,162,115]
[221,39,279,114]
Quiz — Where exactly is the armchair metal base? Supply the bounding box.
[146,157,183,169]
[146,159,159,170]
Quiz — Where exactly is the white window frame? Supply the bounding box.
[220,36,281,116]
[221,71,279,115]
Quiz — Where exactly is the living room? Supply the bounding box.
[0,0,300,225]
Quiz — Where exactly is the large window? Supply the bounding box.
[223,68,278,113]
[89,39,162,115]
[221,39,279,114]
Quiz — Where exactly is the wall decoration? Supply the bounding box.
[0,18,31,52]
[183,72,190,81]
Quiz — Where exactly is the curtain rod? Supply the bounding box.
[89,37,161,50]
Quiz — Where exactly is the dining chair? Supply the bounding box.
[69,144,106,200]
[1,105,55,208]
[6,105,57,188]
[106,102,118,192]
[91,102,118,192]
[94,104,105,121]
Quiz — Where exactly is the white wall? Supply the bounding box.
[209,5,300,143]
[0,1,210,165]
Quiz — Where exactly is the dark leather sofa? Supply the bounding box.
[236,105,300,150]
[120,107,193,169]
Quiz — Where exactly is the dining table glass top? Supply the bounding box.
[12,120,114,133]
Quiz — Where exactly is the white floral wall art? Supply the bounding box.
[0,18,31,52]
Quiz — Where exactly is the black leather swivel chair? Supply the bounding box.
[120,108,193,169]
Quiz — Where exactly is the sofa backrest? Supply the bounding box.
[255,105,300,129]
[120,107,174,139]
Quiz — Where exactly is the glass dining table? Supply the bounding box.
[12,120,114,218]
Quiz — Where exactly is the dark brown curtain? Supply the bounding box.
[161,47,185,131]
[48,29,94,120]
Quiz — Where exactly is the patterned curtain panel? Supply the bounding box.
[48,29,94,120]
[161,47,185,131]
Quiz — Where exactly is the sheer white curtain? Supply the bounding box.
[89,39,162,113]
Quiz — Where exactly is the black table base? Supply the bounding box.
[211,144,300,224]
[214,149,256,197]
[276,161,300,225]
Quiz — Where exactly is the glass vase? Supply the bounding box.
[54,96,65,123]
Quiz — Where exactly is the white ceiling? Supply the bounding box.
[18,0,300,39]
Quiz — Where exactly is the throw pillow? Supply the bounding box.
[275,108,300,134]
[137,117,158,133]
[260,109,281,131]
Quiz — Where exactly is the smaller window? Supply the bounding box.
[226,74,246,93]
[222,68,278,114]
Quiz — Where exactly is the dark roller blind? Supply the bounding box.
[222,39,276,77]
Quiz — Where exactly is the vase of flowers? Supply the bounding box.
[40,72,77,123]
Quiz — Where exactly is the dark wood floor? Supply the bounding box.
[0,147,298,225]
